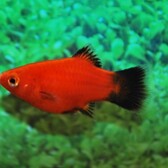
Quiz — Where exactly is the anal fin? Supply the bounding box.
[79,102,95,118]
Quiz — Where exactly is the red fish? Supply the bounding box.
[0,46,146,117]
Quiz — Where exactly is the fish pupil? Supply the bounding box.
[8,76,19,87]
[10,78,16,84]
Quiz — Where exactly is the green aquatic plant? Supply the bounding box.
[0,0,168,168]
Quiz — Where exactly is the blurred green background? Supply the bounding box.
[0,0,168,168]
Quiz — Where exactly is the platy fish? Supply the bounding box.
[0,46,146,117]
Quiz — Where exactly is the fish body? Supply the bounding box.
[0,47,146,117]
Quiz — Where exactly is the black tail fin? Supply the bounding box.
[109,67,146,110]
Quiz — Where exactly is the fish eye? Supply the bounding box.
[8,76,19,87]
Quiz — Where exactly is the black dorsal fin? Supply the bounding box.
[79,102,95,118]
[73,46,101,68]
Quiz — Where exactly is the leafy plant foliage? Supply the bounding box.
[0,0,168,167]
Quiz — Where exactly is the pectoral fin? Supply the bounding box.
[40,91,56,101]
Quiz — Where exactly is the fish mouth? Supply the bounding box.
[0,73,2,84]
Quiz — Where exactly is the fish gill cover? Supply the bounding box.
[0,0,168,168]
